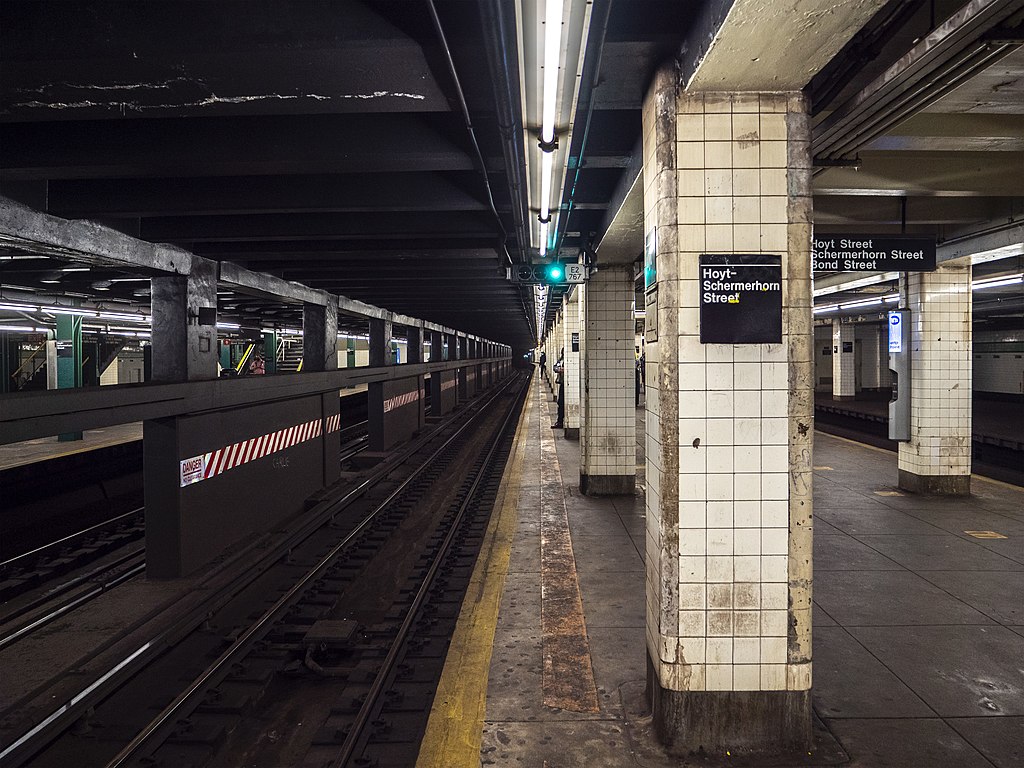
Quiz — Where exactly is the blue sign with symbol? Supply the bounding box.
[888,311,903,353]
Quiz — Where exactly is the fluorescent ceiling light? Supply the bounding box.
[541,0,563,145]
[539,221,549,256]
[540,151,553,220]
[814,292,899,314]
[813,272,898,297]
[972,272,1023,290]
[0,325,48,332]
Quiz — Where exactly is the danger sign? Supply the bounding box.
[180,455,206,487]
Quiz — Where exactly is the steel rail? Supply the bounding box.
[101,376,523,768]
[0,508,142,571]
[0,379,515,768]
[0,556,146,652]
[332,375,527,766]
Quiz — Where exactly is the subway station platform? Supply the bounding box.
[0,422,143,471]
[419,375,1024,767]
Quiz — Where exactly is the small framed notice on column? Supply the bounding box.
[699,254,783,344]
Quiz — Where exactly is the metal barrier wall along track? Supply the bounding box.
[0,373,520,768]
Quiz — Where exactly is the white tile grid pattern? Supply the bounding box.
[578,283,587,435]
[831,320,855,397]
[667,92,802,693]
[582,267,637,476]
[563,294,582,429]
[898,265,972,477]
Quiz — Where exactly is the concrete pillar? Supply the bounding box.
[429,330,443,408]
[580,265,636,495]
[370,318,394,367]
[302,300,338,372]
[150,256,218,383]
[562,292,581,438]
[577,282,587,435]
[897,264,972,495]
[859,324,883,390]
[406,325,422,364]
[56,313,83,441]
[263,331,278,374]
[642,75,813,753]
[831,320,855,399]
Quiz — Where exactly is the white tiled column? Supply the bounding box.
[831,320,855,399]
[897,263,972,495]
[580,265,636,495]
[562,290,582,438]
[577,282,587,435]
[859,324,883,390]
[642,71,813,753]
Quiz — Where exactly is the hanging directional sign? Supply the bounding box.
[812,235,936,272]
[699,254,782,344]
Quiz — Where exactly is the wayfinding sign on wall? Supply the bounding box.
[812,236,936,272]
[699,254,782,344]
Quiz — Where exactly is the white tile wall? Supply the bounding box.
[831,320,855,397]
[563,292,582,429]
[582,266,636,478]
[898,264,972,478]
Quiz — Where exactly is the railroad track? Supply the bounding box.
[0,427,372,647]
[2,374,527,768]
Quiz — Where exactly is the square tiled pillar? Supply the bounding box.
[897,264,972,495]
[577,282,587,434]
[859,324,883,390]
[831,320,855,399]
[580,264,636,495]
[562,291,582,438]
[641,69,813,755]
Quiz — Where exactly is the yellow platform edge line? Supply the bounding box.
[816,429,1022,491]
[415,379,533,768]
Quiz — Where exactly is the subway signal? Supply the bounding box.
[506,262,589,285]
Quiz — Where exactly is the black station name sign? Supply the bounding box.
[699,254,782,344]
[812,235,936,272]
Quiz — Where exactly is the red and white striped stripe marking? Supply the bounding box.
[325,413,341,433]
[441,377,457,391]
[383,389,420,414]
[180,417,326,487]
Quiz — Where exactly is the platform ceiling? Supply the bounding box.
[1,0,1022,346]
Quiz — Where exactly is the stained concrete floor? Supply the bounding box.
[481,376,1023,767]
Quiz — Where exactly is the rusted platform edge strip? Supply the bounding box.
[414,379,532,768]
[540,392,600,714]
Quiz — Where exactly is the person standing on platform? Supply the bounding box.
[552,349,565,428]
[539,349,547,378]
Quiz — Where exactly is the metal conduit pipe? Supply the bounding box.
[425,0,513,268]
[817,42,1015,162]
[480,0,531,260]
[551,0,612,259]
[813,0,1024,165]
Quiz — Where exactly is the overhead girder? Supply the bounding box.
[44,173,494,218]
[0,114,478,180]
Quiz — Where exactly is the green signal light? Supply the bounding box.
[545,263,564,282]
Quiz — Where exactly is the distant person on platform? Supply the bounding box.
[635,352,645,407]
[539,350,547,377]
[552,350,565,429]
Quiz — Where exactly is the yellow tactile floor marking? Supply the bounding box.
[414,381,533,767]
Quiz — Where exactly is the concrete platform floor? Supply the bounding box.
[0,421,142,471]
[447,375,1024,767]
